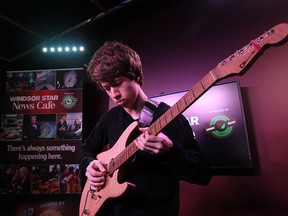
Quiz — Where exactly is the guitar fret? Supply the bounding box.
[149,124,157,135]
[116,158,120,170]
[213,66,225,80]
[111,141,136,172]
[178,101,183,112]
[118,154,123,168]
[154,119,161,133]
[202,72,217,88]
[200,81,205,89]
[159,116,163,128]
[191,88,195,98]
[179,97,187,110]
[209,70,217,81]
[127,146,131,160]
[176,103,180,112]
[183,96,188,105]
[185,91,195,104]
[163,114,169,126]
[170,105,178,118]
[163,112,168,124]
[192,82,203,98]
[167,110,173,123]
[131,142,137,154]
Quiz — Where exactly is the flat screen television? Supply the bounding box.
[151,80,253,175]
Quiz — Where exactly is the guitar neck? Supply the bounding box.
[148,44,262,135]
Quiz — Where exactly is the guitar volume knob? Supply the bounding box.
[83,209,90,215]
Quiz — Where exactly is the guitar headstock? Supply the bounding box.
[215,23,288,78]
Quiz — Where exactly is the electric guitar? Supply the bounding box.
[79,23,288,216]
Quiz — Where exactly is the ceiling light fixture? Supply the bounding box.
[42,45,85,54]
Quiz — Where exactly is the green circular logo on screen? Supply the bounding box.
[61,95,78,109]
[206,115,236,138]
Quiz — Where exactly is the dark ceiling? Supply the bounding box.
[0,0,175,67]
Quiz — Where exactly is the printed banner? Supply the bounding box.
[1,197,80,215]
[5,90,82,114]
[0,68,84,195]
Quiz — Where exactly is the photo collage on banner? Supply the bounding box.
[0,68,83,195]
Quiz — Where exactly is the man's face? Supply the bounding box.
[100,77,140,108]
[31,116,37,123]
[76,115,82,121]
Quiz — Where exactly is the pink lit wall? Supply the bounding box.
[110,0,288,215]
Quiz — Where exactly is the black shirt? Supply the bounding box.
[80,102,212,216]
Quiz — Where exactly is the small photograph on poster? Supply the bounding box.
[31,165,60,194]
[56,70,83,89]
[59,164,82,194]
[66,112,82,140]
[56,113,82,140]
[56,114,68,139]
[36,70,56,90]
[0,114,23,141]
[22,114,56,140]
[0,165,31,194]
[6,71,36,91]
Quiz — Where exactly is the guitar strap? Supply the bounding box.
[138,98,158,128]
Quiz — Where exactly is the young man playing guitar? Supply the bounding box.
[80,41,212,216]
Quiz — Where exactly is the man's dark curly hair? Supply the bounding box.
[87,41,143,88]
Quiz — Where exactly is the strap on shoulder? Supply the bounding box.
[138,99,158,128]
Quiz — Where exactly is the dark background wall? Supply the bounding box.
[1,0,288,215]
